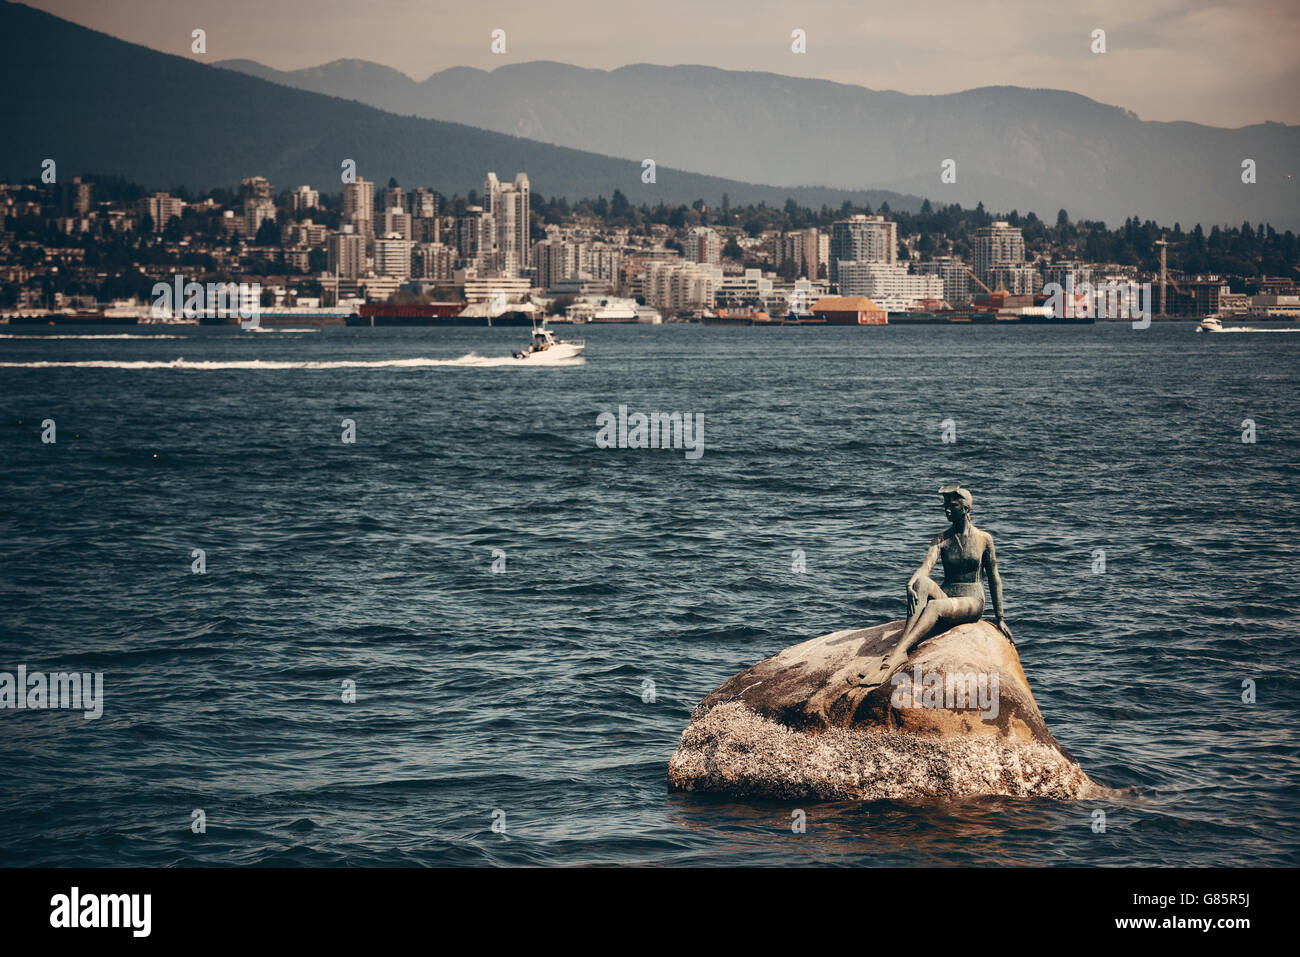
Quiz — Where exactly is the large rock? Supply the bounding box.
[668,620,1096,801]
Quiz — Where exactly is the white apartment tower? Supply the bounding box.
[374,235,414,279]
[140,192,184,232]
[342,178,375,237]
[829,214,896,282]
[483,172,530,277]
[972,221,1026,283]
[292,186,319,211]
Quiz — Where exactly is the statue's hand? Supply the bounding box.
[995,617,1014,645]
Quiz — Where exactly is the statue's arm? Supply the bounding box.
[908,538,941,590]
[983,535,1014,641]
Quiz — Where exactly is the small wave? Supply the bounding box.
[0,333,187,340]
[0,354,585,370]
[247,327,320,334]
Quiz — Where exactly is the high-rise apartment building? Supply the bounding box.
[342,178,375,237]
[642,261,723,314]
[292,185,319,211]
[775,228,824,280]
[532,238,583,290]
[383,208,412,241]
[413,243,455,282]
[382,186,407,215]
[374,235,414,279]
[411,188,440,221]
[69,177,93,216]
[830,215,896,282]
[455,206,492,270]
[239,176,274,203]
[916,257,972,303]
[687,226,722,267]
[972,221,1026,283]
[984,263,1040,295]
[140,192,184,231]
[328,225,365,280]
[482,172,530,277]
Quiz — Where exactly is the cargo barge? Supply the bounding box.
[5,311,139,326]
[344,303,538,326]
[701,308,775,326]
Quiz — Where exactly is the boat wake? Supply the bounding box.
[0,354,585,370]
[1210,326,1300,333]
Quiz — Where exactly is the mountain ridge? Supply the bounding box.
[0,2,918,211]
[214,55,1300,228]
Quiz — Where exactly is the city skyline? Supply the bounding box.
[22,0,1300,128]
[5,161,1295,326]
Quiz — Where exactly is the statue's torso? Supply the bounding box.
[940,532,984,599]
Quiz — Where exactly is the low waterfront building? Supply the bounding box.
[1247,293,1300,317]
[716,268,774,308]
[357,275,403,302]
[810,295,887,324]
[548,276,616,297]
[456,267,533,303]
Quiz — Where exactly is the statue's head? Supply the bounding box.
[939,483,973,521]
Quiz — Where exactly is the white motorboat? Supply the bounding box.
[1196,316,1223,333]
[512,325,585,361]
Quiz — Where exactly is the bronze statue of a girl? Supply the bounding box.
[858,484,1014,687]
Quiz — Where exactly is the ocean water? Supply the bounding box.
[1,321,1297,867]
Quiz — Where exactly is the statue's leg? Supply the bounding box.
[853,581,955,690]
[879,591,981,680]
[935,594,984,629]
[916,595,983,642]
[902,578,945,644]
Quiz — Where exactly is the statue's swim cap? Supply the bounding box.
[939,483,973,508]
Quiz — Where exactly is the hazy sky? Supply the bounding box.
[29,0,1300,127]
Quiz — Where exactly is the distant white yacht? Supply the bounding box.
[567,296,662,324]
